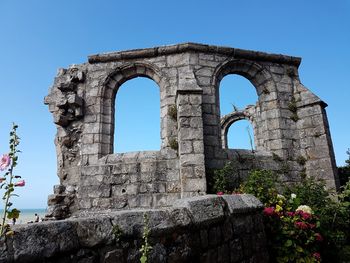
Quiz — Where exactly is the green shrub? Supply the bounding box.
[208,161,241,194]
[240,169,350,262]
[240,169,278,206]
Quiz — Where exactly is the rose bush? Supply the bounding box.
[263,194,322,262]
[239,169,350,262]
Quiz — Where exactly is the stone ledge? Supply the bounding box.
[0,194,263,262]
[88,42,301,66]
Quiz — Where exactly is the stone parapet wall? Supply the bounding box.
[0,195,268,263]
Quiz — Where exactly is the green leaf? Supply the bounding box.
[285,239,293,247]
[296,246,303,253]
[7,208,20,219]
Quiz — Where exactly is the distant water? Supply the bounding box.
[0,208,47,225]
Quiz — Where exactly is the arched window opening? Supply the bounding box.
[227,120,255,150]
[114,77,160,153]
[219,74,258,150]
[219,74,258,115]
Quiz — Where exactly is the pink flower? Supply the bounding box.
[263,207,275,216]
[14,180,25,187]
[0,178,5,183]
[286,211,294,217]
[301,211,312,220]
[313,252,321,261]
[295,221,308,229]
[315,233,323,242]
[217,192,224,196]
[0,154,10,171]
[309,223,316,229]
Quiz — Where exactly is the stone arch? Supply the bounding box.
[212,59,276,150]
[212,59,276,96]
[221,110,254,149]
[98,62,169,156]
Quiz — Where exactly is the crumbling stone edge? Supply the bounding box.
[0,194,268,263]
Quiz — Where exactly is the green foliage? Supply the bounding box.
[240,169,350,262]
[288,97,299,122]
[338,166,350,187]
[208,161,240,193]
[7,208,20,220]
[296,155,307,166]
[317,180,350,262]
[288,97,298,113]
[284,177,330,213]
[0,123,23,237]
[169,138,178,151]
[290,113,299,122]
[240,169,278,206]
[140,213,152,263]
[278,162,290,175]
[167,105,177,121]
[112,224,123,243]
[338,148,350,187]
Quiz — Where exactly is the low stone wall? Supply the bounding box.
[0,195,268,263]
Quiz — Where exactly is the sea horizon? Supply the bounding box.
[0,208,47,225]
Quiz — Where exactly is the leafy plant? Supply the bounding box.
[0,124,24,236]
[112,224,123,243]
[241,169,350,262]
[240,169,278,206]
[263,198,322,263]
[338,148,350,187]
[167,105,177,121]
[140,213,152,263]
[169,138,178,151]
[208,161,240,194]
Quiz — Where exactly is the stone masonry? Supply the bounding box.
[44,43,339,218]
[0,195,268,263]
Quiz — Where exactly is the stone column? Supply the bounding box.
[176,89,207,198]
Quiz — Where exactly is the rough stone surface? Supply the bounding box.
[44,43,339,218]
[0,195,268,263]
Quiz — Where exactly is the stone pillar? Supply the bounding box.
[176,89,207,197]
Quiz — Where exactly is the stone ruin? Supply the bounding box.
[0,43,340,263]
[44,43,339,219]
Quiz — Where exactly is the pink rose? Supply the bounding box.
[286,211,294,217]
[315,233,323,241]
[295,221,308,229]
[217,192,224,196]
[14,180,25,187]
[0,154,10,171]
[263,207,275,216]
[301,211,312,220]
[313,252,321,261]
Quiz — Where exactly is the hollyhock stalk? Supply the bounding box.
[0,124,21,236]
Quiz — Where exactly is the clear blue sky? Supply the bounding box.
[0,0,349,208]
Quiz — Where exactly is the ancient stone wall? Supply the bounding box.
[44,43,339,218]
[0,195,268,263]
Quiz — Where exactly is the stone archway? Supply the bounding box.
[221,109,254,149]
[98,62,169,156]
